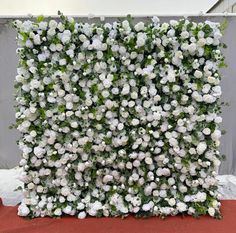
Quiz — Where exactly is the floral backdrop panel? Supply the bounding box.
[13,15,225,219]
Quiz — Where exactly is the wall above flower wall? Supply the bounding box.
[0,0,218,16]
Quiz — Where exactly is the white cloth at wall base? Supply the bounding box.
[0,167,24,206]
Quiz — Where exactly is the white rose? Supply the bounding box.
[167,69,176,82]
[18,203,30,216]
[71,121,78,128]
[206,37,213,45]
[54,208,62,216]
[208,207,215,217]
[168,177,175,186]
[134,22,145,32]
[49,20,57,28]
[30,130,37,137]
[188,43,197,53]
[121,84,130,95]
[77,163,85,172]
[202,84,211,93]
[103,79,112,88]
[131,92,138,99]
[203,128,211,135]
[198,38,206,46]
[34,146,45,158]
[77,203,85,210]
[214,116,222,124]
[177,202,187,212]
[168,198,176,206]
[61,187,70,196]
[194,70,203,78]
[122,20,130,31]
[169,138,178,147]
[181,31,189,39]
[63,206,72,214]
[37,185,44,193]
[33,34,41,45]
[152,16,160,25]
[207,76,216,84]
[56,44,63,51]
[30,79,40,89]
[145,157,153,165]
[78,211,87,219]
[131,118,139,126]
[136,33,147,47]
[172,85,180,92]
[153,131,160,138]
[66,102,73,109]
[203,94,216,103]
[211,129,221,141]
[59,59,66,66]
[92,38,102,50]
[112,87,119,95]
[142,202,153,211]
[39,21,47,30]
[196,142,207,155]
[61,30,71,44]
[38,53,46,62]
[117,123,124,130]
[103,175,113,183]
[195,192,207,202]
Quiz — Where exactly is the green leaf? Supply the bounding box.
[14,186,23,191]
[126,14,133,25]
[39,108,46,119]
[36,15,45,23]
[50,153,60,161]
[58,105,65,113]
[91,84,98,94]
[20,32,29,43]
[45,83,54,91]
[83,142,92,152]
[218,61,227,68]
[104,137,112,145]
[202,24,213,37]
[222,43,227,49]
[220,18,228,34]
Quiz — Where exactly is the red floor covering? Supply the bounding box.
[0,200,236,233]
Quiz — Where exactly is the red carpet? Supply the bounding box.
[0,200,236,233]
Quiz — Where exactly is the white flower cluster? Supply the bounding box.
[14,15,225,219]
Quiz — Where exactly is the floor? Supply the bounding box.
[0,200,236,233]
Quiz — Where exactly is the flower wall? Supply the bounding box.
[14,15,225,218]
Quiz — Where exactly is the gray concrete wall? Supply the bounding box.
[0,16,235,174]
[0,21,19,168]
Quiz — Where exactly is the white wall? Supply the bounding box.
[0,0,218,16]
[208,0,236,13]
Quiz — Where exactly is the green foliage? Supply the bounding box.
[220,18,228,34]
